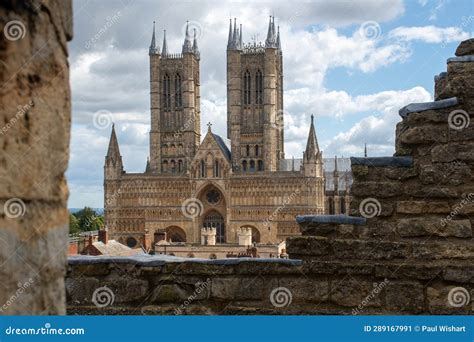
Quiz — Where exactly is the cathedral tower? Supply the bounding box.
[227,17,284,172]
[149,22,201,174]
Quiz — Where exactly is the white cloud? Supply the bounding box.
[323,86,432,156]
[68,0,464,207]
[389,25,470,43]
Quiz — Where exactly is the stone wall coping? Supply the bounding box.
[447,55,474,63]
[296,214,366,226]
[350,156,413,168]
[398,97,458,118]
[68,255,302,266]
[434,71,447,82]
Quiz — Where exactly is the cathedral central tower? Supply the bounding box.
[227,17,284,172]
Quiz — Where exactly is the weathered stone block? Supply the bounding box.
[396,201,451,214]
[398,125,448,144]
[351,181,403,198]
[443,267,474,283]
[397,218,472,238]
[278,278,328,302]
[211,277,264,300]
[331,278,382,307]
[385,281,424,311]
[375,264,443,280]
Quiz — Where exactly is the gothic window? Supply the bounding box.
[126,237,137,248]
[257,160,264,171]
[214,161,220,177]
[249,160,255,172]
[255,145,259,156]
[255,69,263,105]
[163,73,171,110]
[242,160,247,171]
[200,160,205,178]
[206,189,221,204]
[340,199,346,214]
[243,70,251,106]
[178,160,183,173]
[328,198,334,215]
[162,160,168,173]
[246,144,250,156]
[175,73,182,108]
[170,160,176,173]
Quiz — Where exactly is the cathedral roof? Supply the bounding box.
[211,133,231,161]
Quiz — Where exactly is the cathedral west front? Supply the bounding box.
[104,17,352,257]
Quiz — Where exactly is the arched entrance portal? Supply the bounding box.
[203,210,225,243]
[165,226,186,242]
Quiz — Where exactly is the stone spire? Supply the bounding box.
[149,21,158,55]
[106,124,121,159]
[145,157,150,173]
[232,18,238,49]
[265,16,276,48]
[193,28,200,58]
[276,25,281,50]
[239,24,243,49]
[364,143,367,157]
[105,124,123,179]
[182,21,193,53]
[227,18,233,49]
[304,114,320,160]
[162,30,169,56]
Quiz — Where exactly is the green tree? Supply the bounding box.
[74,207,104,232]
[69,213,80,234]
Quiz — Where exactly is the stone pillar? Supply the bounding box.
[0,0,73,314]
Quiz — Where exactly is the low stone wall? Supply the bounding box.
[66,254,472,315]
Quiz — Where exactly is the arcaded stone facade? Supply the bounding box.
[104,18,351,252]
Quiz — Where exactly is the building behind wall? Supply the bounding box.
[103,18,353,257]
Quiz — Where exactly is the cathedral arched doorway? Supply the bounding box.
[165,226,186,242]
[203,210,225,243]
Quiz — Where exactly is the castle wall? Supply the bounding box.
[0,0,73,314]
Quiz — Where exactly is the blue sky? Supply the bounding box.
[67,0,473,208]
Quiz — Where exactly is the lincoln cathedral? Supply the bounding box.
[104,18,352,257]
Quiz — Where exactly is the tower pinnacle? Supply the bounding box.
[182,21,193,53]
[149,21,158,55]
[162,30,169,56]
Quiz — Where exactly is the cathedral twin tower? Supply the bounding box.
[145,17,302,175]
